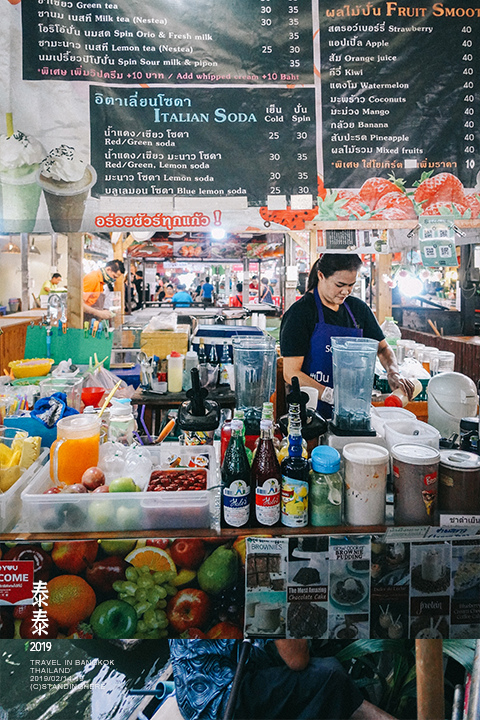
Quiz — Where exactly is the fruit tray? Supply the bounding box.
[0,450,48,533]
[21,445,219,532]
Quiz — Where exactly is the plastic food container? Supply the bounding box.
[8,358,54,378]
[0,449,48,532]
[21,445,218,532]
[383,419,440,453]
[439,450,480,515]
[343,443,389,526]
[391,443,440,526]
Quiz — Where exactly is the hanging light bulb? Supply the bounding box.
[29,237,41,255]
[1,240,21,254]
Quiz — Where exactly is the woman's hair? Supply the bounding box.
[307,253,363,291]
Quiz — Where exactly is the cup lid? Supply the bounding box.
[391,443,440,465]
[342,442,389,465]
[439,449,480,470]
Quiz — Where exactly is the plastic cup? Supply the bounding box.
[0,168,42,232]
[36,164,97,232]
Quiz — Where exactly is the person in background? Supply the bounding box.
[249,275,259,293]
[163,283,175,303]
[39,272,63,296]
[133,270,150,310]
[169,639,397,720]
[83,259,124,322]
[171,284,193,308]
[280,253,413,419]
[200,275,215,305]
[260,277,274,304]
[231,282,244,307]
[125,269,136,310]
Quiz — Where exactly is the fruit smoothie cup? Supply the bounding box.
[36,145,97,232]
[50,414,101,485]
[0,131,45,232]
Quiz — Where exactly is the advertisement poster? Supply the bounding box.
[1,1,479,234]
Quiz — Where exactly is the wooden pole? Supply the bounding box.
[67,233,83,329]
[416,639,445,720]
[20,233,29,311]
[375,252,392,324]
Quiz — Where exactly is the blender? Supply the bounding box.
[326,337,380,451]
[232,335,276,440]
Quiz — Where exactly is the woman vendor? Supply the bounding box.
[280,253,413,419]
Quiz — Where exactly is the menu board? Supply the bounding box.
[22,0,314,85]
[245,534,480,639]
[319,1,480,188]
[90,86,317,206]
[1,0,479,233]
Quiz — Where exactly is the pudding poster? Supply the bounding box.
[1,0,479,234]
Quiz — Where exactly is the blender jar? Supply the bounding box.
[331,337,378,432]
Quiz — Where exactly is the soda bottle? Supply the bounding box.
[221,409,253,464]
[221,419,251,528]
[251,419,281,527]
[281,403,309,528]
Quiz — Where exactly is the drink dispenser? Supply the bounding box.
[331,337,378,434]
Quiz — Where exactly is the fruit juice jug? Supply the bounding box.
[50,414,101,485]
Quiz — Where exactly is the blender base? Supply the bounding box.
[324,420,381,452]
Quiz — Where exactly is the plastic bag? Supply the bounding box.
[84,365,135,399]
[144,312,177,332]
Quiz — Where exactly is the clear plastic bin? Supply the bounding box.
[39,376,84,411]
[21,445,219,532]
[0,449,48,532]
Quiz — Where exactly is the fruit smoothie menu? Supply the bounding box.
[90,86,317,206]
[21,0,314,85]
[319,1,480,189]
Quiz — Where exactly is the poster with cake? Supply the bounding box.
[245,538,288,638]
[409,542,452,639]
[286,537,329,640]
[327,536,370,640]
[370,538,410,641]
[450,541,480,639]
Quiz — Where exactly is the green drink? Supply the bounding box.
[0,131,45,233]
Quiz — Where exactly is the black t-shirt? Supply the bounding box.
[280,292,384,358]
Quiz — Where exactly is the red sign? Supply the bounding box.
[0,561,34,606]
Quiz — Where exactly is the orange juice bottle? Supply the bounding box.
[50,415,101,485]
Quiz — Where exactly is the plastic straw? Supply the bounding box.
[6,113,14,137]
[98,380,122,418]
[139,405,153,444]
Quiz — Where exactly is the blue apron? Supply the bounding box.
[302,287,363,419]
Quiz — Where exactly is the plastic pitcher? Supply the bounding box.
[232,335,276,411]
[331,337,378,432]
[50,414,100,485]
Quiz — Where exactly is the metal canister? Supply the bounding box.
[391,443,440,526]
[439,450,480,514]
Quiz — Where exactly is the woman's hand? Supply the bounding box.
[387,371,415,399]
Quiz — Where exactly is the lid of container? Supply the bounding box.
[342,442,389,465]
[391,443,440,465]
[384,394,403,407]
[428,372,477,399]
[460,417,479,431]
[311,445,341,473]
[439,450,480,470]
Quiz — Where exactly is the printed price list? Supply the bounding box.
[22,0,314,84]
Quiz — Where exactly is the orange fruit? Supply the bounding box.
[125,546,176,573]
[47,575,96,629]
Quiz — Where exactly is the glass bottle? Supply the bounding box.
[208,343,218,366]
[218,340,231,387]
[221,419,251,528]
[221,409,253,464]
[281,403,309,528]
[197,338,207,365]
[309,445,343,526]
[251,419,281,527]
